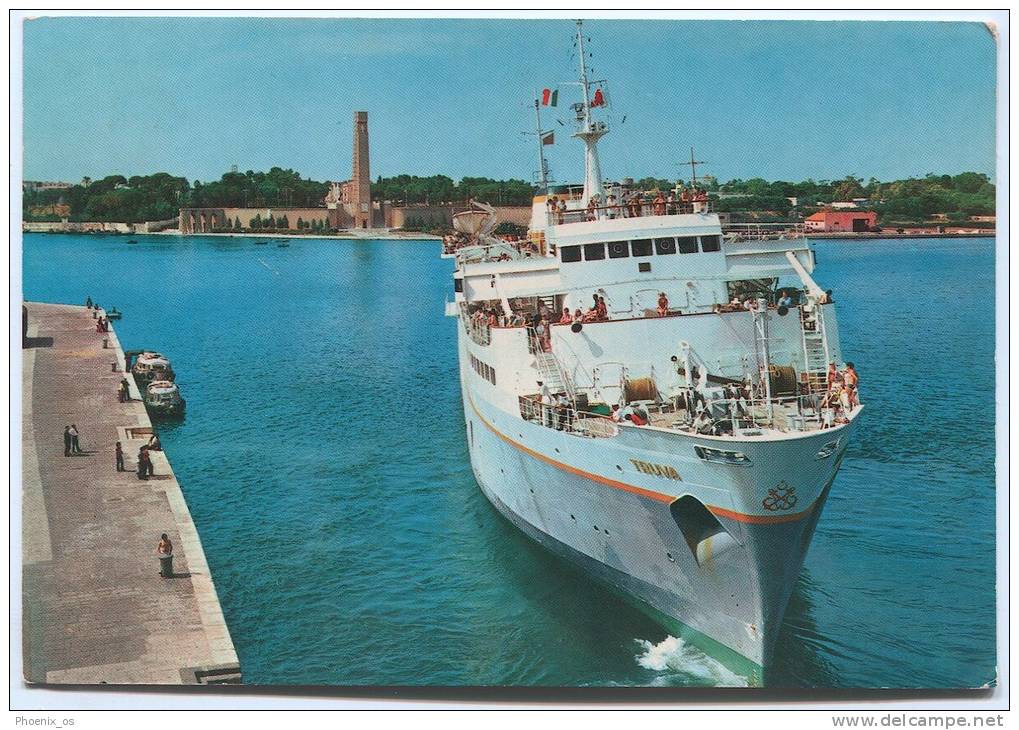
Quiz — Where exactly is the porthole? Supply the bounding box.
[570,514,576,521]
[593,525,599,531]
[604,529,610,536]
[615,464,622,471]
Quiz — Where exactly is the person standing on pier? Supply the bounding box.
[63,426,72,457]
[85,296,93,309]
[115,441,124,472]
[137,446,149,480]
[69,424,81,454]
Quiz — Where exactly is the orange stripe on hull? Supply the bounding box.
[467,396,815,525]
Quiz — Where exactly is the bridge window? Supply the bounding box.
[454,278,463,293]
[583,243,606,261]
[607,241,630,259]
[631,239,653,257]
[560,245,582,263]
[676,236,698,254]
[700,235,721,252]
[654,237,677,255]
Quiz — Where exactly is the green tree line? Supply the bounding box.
[23,168,993,225]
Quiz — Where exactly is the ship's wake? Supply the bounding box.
[634,636,750,687]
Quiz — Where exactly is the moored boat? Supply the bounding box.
[131,351,175,386]
[143,379,185,418]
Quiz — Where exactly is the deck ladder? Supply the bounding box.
[798,299,832,394]
[750,299,775,424]
[529,330,577,406]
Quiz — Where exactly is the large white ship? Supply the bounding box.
[442,21,862,684]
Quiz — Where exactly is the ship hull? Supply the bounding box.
[460,374,854,686]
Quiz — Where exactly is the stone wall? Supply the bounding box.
[385,204,532,230]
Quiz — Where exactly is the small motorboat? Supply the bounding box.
[277,242,290,248]
[127,239,138,244]
[144,380,185,418]
[106,307,122,320]
[131,351,175,386]
[254,239,269,245]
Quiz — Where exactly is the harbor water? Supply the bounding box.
[22,232,996,687]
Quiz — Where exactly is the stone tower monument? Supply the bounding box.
[351,111,371,229]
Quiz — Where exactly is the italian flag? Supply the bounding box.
[541,88,558,107]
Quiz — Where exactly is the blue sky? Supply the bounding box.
[22,17,997,185]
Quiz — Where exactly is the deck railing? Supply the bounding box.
[546,199,711,227]
[519,395,619,438]
[722,222,806,241]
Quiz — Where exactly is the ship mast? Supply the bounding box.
[572,20,607,204]
[533,97,550,191]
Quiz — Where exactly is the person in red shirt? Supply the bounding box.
[657,292,669,317]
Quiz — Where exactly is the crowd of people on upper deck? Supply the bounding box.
[547,185,710,224]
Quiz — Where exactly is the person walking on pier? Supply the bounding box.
[69,424,81,454]
[137,446,149,480]
[63,426,72,457]
[115,441,125,472]
[157,534,174,578]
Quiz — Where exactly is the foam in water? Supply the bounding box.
[634,635,749,687]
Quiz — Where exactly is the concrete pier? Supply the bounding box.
[21,302,241,684]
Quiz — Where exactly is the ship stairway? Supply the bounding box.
[750,299,775,422]
[529,331,577,405]
[798,299,832,394]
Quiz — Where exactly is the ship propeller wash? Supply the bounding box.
[442,20,862,684]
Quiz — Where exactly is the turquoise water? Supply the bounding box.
[22,233,997,688]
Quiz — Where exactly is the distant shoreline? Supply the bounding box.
[22,229,993,243]
[25,228,443,242]
[804,231,995,240]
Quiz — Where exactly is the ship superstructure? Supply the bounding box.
[442,21,862,684]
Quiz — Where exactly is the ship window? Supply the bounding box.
[583,243,606,261]
[630,239,653,257]
[454,278,463,293]
[607,241,629,258]
[560,245,582,263]
[677,236,698,254]
[638,262,651,273]
[654,237,677,255]
[694,446,752,465]
[700,235,721,252]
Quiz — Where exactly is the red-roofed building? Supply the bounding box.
[804,209,878,232]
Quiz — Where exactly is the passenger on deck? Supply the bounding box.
[487,310,498,327]
[666,192,677,215]
[611,404,625,423]
[627,410,647,426]
[657,292,669,317]
[653,193,666,216]
[573,308,584,324]
[627,192,641,218]
[596,296,608,320]
[559,308,573,325]
[586,197,597,222]
[557,200,567,224]
[606,194,619,219]
[827,361,838,389]
[843,362,859,407]
[777,291,794,308]
[693,409,714,434]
